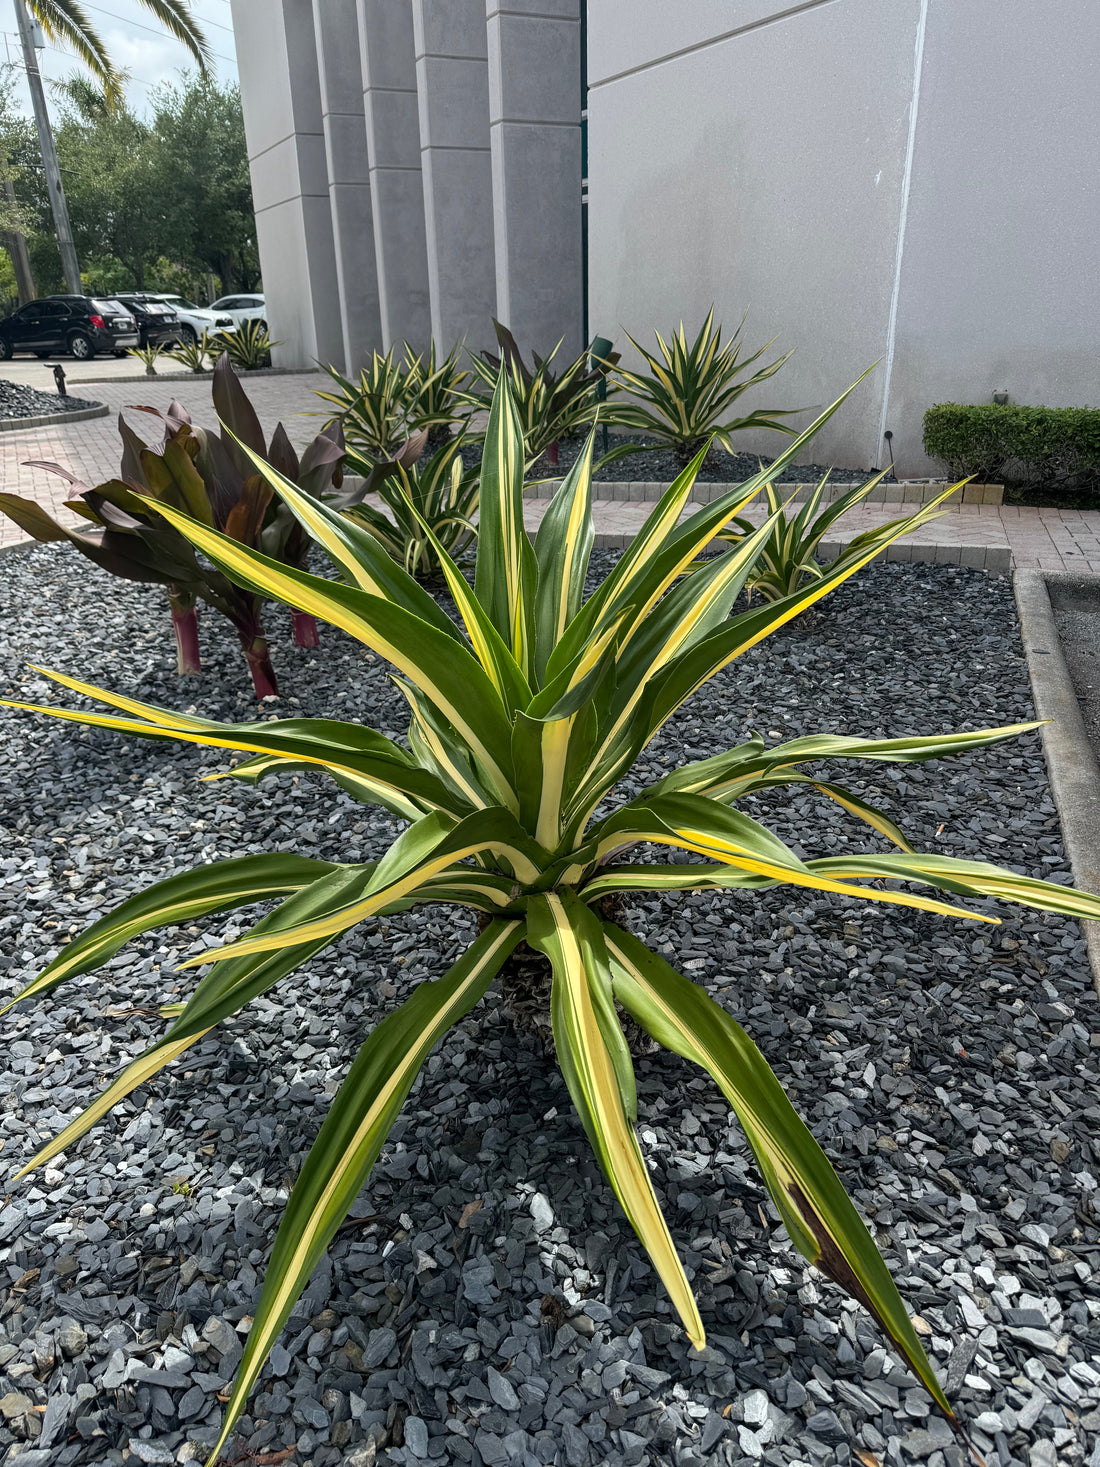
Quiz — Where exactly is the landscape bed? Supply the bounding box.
[0,379,102,421]
[0,546,1098,1467]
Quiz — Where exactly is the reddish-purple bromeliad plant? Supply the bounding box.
[0,357,346,696]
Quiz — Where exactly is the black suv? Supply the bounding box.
[0,295,139,361]
[116,295,183,350]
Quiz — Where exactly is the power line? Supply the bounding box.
[195,9,234,34]
[78,2,237,65]
[1,32,160,86]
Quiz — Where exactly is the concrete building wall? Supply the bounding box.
[884,0,1100,474]
[230,0,345,370]
[412,0,498,354]
[358,0,433,352]
[586,0,1100,475]
[487,0,584,360]
[313,0,381,370]
[233,0,582,369]
[231,1,1096,466]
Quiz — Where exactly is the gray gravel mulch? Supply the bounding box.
[537,434,880,485]
[1,547,1098,1467]
[0,378,101,419]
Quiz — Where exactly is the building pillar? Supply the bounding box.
[313,0,381,372]
[357,0,432,353]
[412,0,497,353]
[230,0,344,369]
[487,0,583,360]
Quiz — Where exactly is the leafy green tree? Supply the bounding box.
[0,64,42,301]
[149,76,259,294]
[52,80,161,288]
[5,72,258,300]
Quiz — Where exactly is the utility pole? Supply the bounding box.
[2,178,36,301]
[13,0,81,293]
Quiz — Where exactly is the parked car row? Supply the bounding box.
[0,292,265,361]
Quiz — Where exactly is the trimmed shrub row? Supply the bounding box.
[923,403,1100,490]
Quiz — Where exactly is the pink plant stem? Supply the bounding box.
[168,593,201,675]
[546,440,560,469]
[292,610,320,649]
[238,627,278,698]
[246,640,278,698]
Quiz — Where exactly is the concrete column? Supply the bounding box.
[230,0,344,369]
[487,1,583,360]
[412,0,497,353]
[358,0,432,352]
[313,0,381,372]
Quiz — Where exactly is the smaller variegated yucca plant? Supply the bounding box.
[720,472,896,602]
[315,347,411,461]
[212,319,280,372]
[128,342,164,375]
[166,331,215,373]
[399,339,470,449]
[605,308,799,466]
[8,372,1100,1464]
[342,431,479,579]
[316,341,469,463]
[467,319,615,467]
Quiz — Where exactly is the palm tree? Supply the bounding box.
[28,1,211,97]
[13,0,210,293]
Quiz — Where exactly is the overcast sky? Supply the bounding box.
[1,0,239,114]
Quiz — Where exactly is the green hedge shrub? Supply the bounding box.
[923,403,1100,490]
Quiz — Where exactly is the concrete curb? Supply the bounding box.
[1014,568,1100,997]
[67,367,321,386]
[0,403,109,432]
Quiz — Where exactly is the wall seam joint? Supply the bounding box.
[875,0,930,463]
[587,0,837,89]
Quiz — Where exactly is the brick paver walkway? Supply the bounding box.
[2,376,1098,574]
[0,373,331,550]
[528,498,1100,575]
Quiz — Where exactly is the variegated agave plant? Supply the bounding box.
[718,471,892,602]
[6,373,1098,1463]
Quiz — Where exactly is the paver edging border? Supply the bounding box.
[525,478,1005,506]
[0,403,109,432]
[1014,568,1100,997]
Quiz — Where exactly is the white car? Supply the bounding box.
[145,294,237,345]
[208,293,266,330]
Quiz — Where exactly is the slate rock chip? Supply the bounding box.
[1,553,1098,1467]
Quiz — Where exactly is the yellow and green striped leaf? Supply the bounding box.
[1,853,337,1016]
[604,925,954,1419]
[18,863,382,1178]
[570,793,994,924]
[806,851,1100,922]
[473,373,537,669]
[649,722,1045,801]
[531,432,596,683]
[179,808,546,969]
[204,919,524,1467]
[582,863,777,901]
[391,479,533,714]
[4,678,456,821]
[526,891,703,1350]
